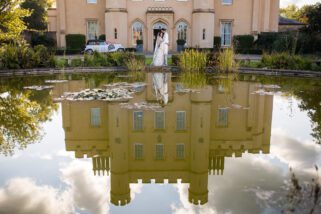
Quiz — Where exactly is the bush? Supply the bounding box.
[99,34,106,41]
[172,55,180,66]
[233,35,254,50]
[256,32,280,53]
[54,58,68,69]
[178,49,207,72]
[70,58,83,67]
[31,33,56,49]
[0,43,55,69]
[125,48,136,52]
[136,40,143,45]
[260,53,312,70]
[65,34,86,52]
[214,37,221,50]
[217,48,238,73]
[177,39,186,46]
[125,56,145,71]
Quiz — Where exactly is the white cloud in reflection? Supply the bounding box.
[0,159,143,214]
[0,177,73,214]
[171,128,321,213]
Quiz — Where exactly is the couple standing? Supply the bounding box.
[152,28,169,66]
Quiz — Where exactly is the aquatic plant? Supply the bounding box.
[178,49,207,73]
[125,56,145,72]
[217,48,239,73]
[180,71,207,88]
[260,52,312,70]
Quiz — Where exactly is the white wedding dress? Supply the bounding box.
[152,36,165,66]
[152,73,169,105]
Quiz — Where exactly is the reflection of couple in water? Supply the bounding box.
[151,28,169,107]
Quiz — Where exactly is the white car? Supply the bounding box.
[84,40,125,55]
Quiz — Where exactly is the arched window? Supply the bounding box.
[132,21,143,45]
[177,22,188,41]
[114,28,118,39]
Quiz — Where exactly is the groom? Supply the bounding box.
[161,28,169,66]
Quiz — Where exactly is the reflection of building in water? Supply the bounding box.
[61,74,273,206]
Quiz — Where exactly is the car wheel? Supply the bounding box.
[86,49,94,55]
[117,48,125,52]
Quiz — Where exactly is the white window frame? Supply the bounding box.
[176,111,186,131]
[133,111,143,131]
[154,111,165,130]
[155,144,164,160]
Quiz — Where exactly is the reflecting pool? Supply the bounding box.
[0,73,321,214]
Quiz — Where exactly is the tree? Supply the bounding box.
[280,4,313,24]
[20,0,51,31]
[306,3,321,33]
[0,0,30,42]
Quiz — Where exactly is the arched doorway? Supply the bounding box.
[152,22,168,50]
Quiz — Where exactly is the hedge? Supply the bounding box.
[65,34,86,52]
[233,35,254,50]
[99,34,106,41]
[214,37,221,50]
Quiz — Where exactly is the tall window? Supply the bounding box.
[132,22,143,45]
[155,111,165,129]
[177,22,187,41]
[134,144,143,160]
[114,28,118,39]
[155,144,164,160]
[176,111,186,130]
[87,21,98,40]
[221,22,232,46]
[90,108,101,127]
[133,111,143,130]
[217,107,229,127]
[176,144,185,159]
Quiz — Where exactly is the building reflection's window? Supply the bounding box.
[134,144,143,160]
[176,111,186,130]
[176,144,185,159]
[90,108,101,127]
[217,108,229,127]
[154,111,165,129]
[155,144,164,160]
[133,111,143,130]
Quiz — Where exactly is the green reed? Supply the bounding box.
[217,48,239,73]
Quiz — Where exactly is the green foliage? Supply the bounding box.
[306,3,321,33]
[217,48,238,73]
[125,56,145,72]
[20,0,48,31]
[178,49,207,73]
[70,58,83,67]
[0,91,57,156]
[256,32,280,53]
[136,39,143,45]
[214,37,221,50]
[0,0,31,42]
[98,34,106,41]
[54,58,68,69]
[280,4,312,24]
[260,53,312,70]
[233,35,255,50]
[0,43,54,69]
[180,72,207,89]
[65,34,86,52]
[176,39,186,46]
[31,33,56,48]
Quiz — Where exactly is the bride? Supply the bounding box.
[152,32,165,66]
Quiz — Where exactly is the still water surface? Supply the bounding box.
[0,73,321,214]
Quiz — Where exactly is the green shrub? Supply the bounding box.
[55,58,68,69]
[136,40,143,45]
[32,45,55,68]
[125,56,145,72]
[84,54,96,67]
[70,58,83,67]
[233,35,254,50]
[217,48,238,73]
[177,39,186,46]
[214,37,221,50]
[65,34,86,52]
[99,34,106,41]
[172,55,180,66]
[256,32,280,53]
[179,49,207,73]
[260,53,312,70]
[31,33,56,48]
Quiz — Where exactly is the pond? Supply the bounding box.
[0,72,321,214]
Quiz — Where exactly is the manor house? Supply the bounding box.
[48,0,279,52]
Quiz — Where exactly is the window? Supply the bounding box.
[155,144,164,160]
[91,108,101,127]
[176,111,186,130]
[134,144,143,160]
[87,21,98,40]
[155,111,165,129]
[177,22,187,41]
[217,108,229,127]
[221,22,232,46]
[132,21,143,45]
[176,144,185,159]
[133,111,143,130]
[202,29,206,40]
[222,0,233,5]
[114,28,118,39]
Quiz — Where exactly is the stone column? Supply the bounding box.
[57,0,66,47]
